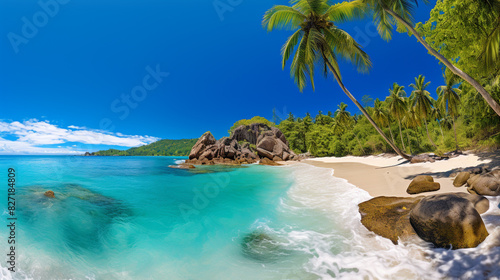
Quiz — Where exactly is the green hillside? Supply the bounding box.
[94,139,198,156]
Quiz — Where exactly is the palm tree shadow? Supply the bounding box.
[402,151,500,180]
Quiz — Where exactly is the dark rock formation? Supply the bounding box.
[453,171,471,187]
[467,170,500,196]
[186,123,297,165]
[409,193,489,249]
[44,190,55,198]
[358,196,423,244]
[407,175,440,194]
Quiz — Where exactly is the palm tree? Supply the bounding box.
[334,103,365,154]
[402,99,421,154]
[431,105,445,143]
[372,98,396,145]
[410,75,437,149]
[263,0,411,160]
[362,0,500,117]
[386,83,407,152]
[437,74,462,150]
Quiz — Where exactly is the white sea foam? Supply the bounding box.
[280,163,500,280]
[174,159,186,165]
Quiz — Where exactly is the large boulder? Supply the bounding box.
[189,132,216,160]
[407,175,440,195]
[409,193,489,249]
[358,196,423,244]
[467,170,500,196]
[453,172,471,187]
[186,123,297,165]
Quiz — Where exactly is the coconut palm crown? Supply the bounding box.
[263,0,411,160]
[263,0,370,91]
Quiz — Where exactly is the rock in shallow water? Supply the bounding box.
[241,231,289,262]
[409,193,489,249]
[358,196,423,244]
[44,190,55,198]
[359,193,490,247]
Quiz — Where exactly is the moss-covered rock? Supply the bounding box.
[358,196,423,244]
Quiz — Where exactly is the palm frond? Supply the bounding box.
[323,27,372,72]
[281,30,303,69]
[326,0,367,23]
[263,6,306,31]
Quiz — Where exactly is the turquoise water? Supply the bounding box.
[0,156,343,279]
[1,156,499,280]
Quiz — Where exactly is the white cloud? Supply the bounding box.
[0,119,160,155]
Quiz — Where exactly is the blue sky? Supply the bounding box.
[0,0,443,154]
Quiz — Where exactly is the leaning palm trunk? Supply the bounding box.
[397,119,406,152]
[452,117,460,151]
[324,58,411,160]
[423,119,437,149]
[385,9,500,117]
[438,121,445,143]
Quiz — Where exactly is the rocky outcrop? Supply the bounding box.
[409,193,489,249]
[186,123,298,165]
[407,175,440,195]
[44,190,55,198]
[467,170,500,196]
[358,196,423,244]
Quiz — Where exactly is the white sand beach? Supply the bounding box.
[301,152,498,197]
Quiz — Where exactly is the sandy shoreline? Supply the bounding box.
[298,152,499,197]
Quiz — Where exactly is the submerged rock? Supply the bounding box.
[409,193,489,249]
[358,196,423,244]
[407,175,440,195]
[44,190,55,198]
[19,184,133,252]
[453,172,471,187]
[168,164,195,169]
[241,231,287,262]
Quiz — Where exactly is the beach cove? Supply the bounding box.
[0,155,498,279]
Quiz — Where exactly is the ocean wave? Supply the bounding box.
[174,159,186,165]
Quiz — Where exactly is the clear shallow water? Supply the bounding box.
[0,156,498,280]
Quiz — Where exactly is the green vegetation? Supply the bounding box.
[229,116,275,134]
[260,0,500,158]
[275,73,500,157]
[94,139,198,156]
